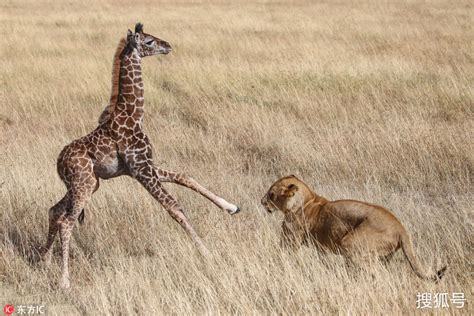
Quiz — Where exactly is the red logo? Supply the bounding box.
[4,304,14,315]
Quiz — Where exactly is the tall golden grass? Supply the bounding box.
[0,0,472,314]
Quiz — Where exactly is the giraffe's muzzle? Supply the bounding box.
[159,41,172,55]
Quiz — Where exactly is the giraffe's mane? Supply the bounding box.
[98,37,128,125]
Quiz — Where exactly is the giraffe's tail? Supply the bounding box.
[78,209,85,225]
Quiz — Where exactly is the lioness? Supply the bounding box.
[261,175,447,281]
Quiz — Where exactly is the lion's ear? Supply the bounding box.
[284,184,298,197]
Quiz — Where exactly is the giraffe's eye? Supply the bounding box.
[145,40,154,46]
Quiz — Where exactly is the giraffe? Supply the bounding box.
[41,23,240,289]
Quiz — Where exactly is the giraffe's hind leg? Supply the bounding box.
[57,160,97,289]
[42,195,69,265]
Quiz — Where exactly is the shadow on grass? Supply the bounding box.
[6,225,44,265]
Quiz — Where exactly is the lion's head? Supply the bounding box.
[261,175,312,214]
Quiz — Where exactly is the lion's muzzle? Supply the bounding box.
[261,194,275,213]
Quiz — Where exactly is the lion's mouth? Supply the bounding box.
[261,196,276,213]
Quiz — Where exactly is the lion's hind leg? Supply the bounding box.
[380,251,397,265]
[340,225,400,281]
[340,224,400,263]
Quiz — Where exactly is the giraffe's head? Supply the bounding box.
[126,23,172,58]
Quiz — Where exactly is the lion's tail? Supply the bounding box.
[400,231,447,282]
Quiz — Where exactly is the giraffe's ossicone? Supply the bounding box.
[42,23,240,290]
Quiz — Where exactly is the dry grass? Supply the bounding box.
[0,0,472,314]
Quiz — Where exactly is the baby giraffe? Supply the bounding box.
[42,23,240,289]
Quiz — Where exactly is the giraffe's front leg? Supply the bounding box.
[134,164,210,257]
[156,167,240,215]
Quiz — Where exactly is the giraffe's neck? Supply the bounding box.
[112,49,145,128]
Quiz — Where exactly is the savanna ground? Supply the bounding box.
[0,0,472,314]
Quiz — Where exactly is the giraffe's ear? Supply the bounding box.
[127,29,133,38]
[134,33,140,43]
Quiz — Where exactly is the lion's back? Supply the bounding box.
[323,199,404,231]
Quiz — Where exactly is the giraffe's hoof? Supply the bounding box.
[41,255,52,267]
[229,206,241,215]
[59,279,71,290]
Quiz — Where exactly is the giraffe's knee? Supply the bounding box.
[167,204,187,224]
[175,172,188,181]
[168,171,188,184]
